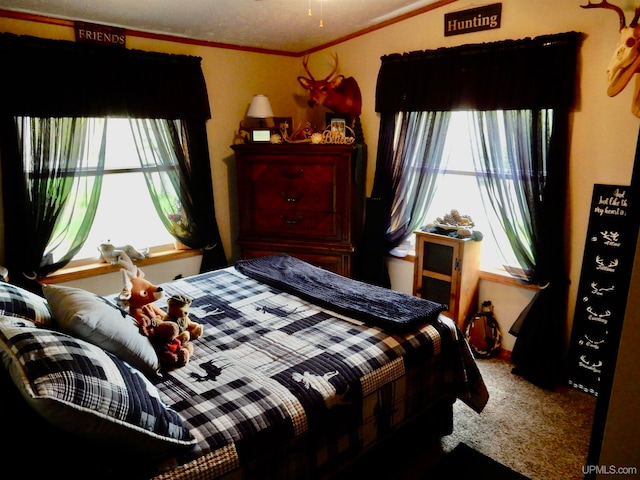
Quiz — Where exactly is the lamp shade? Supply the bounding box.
[247,94,274,119]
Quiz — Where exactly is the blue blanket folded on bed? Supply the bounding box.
[235,254,446,332]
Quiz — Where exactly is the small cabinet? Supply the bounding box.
[413,230,481,327]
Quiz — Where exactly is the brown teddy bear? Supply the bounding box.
[163,294,203,343]
[116,253,194,372]
[149,322,193,372]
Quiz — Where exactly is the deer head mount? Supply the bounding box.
[582,1,640,116]
[297,53,362,122]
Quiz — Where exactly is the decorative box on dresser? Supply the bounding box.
[232,143,366,278]
[413,230,482,327]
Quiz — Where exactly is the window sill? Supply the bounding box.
[41,247,202,284]
[478,267,541,290]
[386,253,541,290]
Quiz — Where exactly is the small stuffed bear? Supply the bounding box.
[116,253,194,372]
[149,322,193,371]
[163,294,203,342]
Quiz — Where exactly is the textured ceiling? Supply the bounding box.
[1,0,453,54]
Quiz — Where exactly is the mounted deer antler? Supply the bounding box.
[581,0,628,30]
[297,52,362,120]
[582,1,640,116]
[302,53,339,83]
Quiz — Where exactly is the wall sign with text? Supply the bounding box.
[75,22,126,47]
[444,3,502,37]
[567,184,634,396]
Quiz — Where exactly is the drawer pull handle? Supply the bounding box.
[280,168,304,179]
[281,192,304,203]
[280,215,304,224]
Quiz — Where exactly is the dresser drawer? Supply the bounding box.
[239,244,351,276]
[253,181,334,212]
[249,210,342,240]
[249,162,336,212]
[250,161,336,184]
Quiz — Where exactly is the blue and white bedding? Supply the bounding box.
[0,257,488,480]
[140,261,489,478]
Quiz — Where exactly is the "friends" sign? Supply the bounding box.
[75,22,126,48]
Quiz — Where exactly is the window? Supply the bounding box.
[391,110,551,271]
[24,117,177,266]
[2,35,228,288]
[76,118,176,262]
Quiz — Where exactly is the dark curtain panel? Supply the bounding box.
[0,33,210,119]
[371,31,581,389]
[354,114,397,286]
[376,32,581,112]
[508,110,572,389]
[0,33,227,290]
[181,119,228,272]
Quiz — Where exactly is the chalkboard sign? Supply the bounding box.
[567,184,634,396]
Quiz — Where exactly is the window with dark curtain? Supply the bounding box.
[0,33,227,291]
[369,32,582,389]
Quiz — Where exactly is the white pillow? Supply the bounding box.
[43,284,160,376]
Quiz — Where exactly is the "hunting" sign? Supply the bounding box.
[444,3,502,37]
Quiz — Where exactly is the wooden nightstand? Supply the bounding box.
[232,143,366,277]
[413,230,481,327]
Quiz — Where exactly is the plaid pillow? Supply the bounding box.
[0,317,196,454]
[0,282,53,326]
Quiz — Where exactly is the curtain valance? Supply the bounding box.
[0,33,211,119]
[375,31,582,112]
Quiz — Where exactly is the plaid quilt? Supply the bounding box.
[117,267,488,479]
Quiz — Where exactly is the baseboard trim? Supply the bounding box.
[497,348,512,361]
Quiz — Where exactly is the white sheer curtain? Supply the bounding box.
[467,109,554,282]
[386,110,451,246]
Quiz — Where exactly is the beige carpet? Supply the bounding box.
[441,357,597,480]
[334,356,597,479]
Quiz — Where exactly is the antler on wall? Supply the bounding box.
[582,1,640,116]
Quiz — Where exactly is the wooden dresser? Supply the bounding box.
[232,143,366,277]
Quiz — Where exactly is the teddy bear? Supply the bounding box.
[163,294,203,343]
[149,321,194,371]
[116,252,194,371]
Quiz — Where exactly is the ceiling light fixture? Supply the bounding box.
[307,0,325,28]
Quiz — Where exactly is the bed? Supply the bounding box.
[0,254,488,479]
